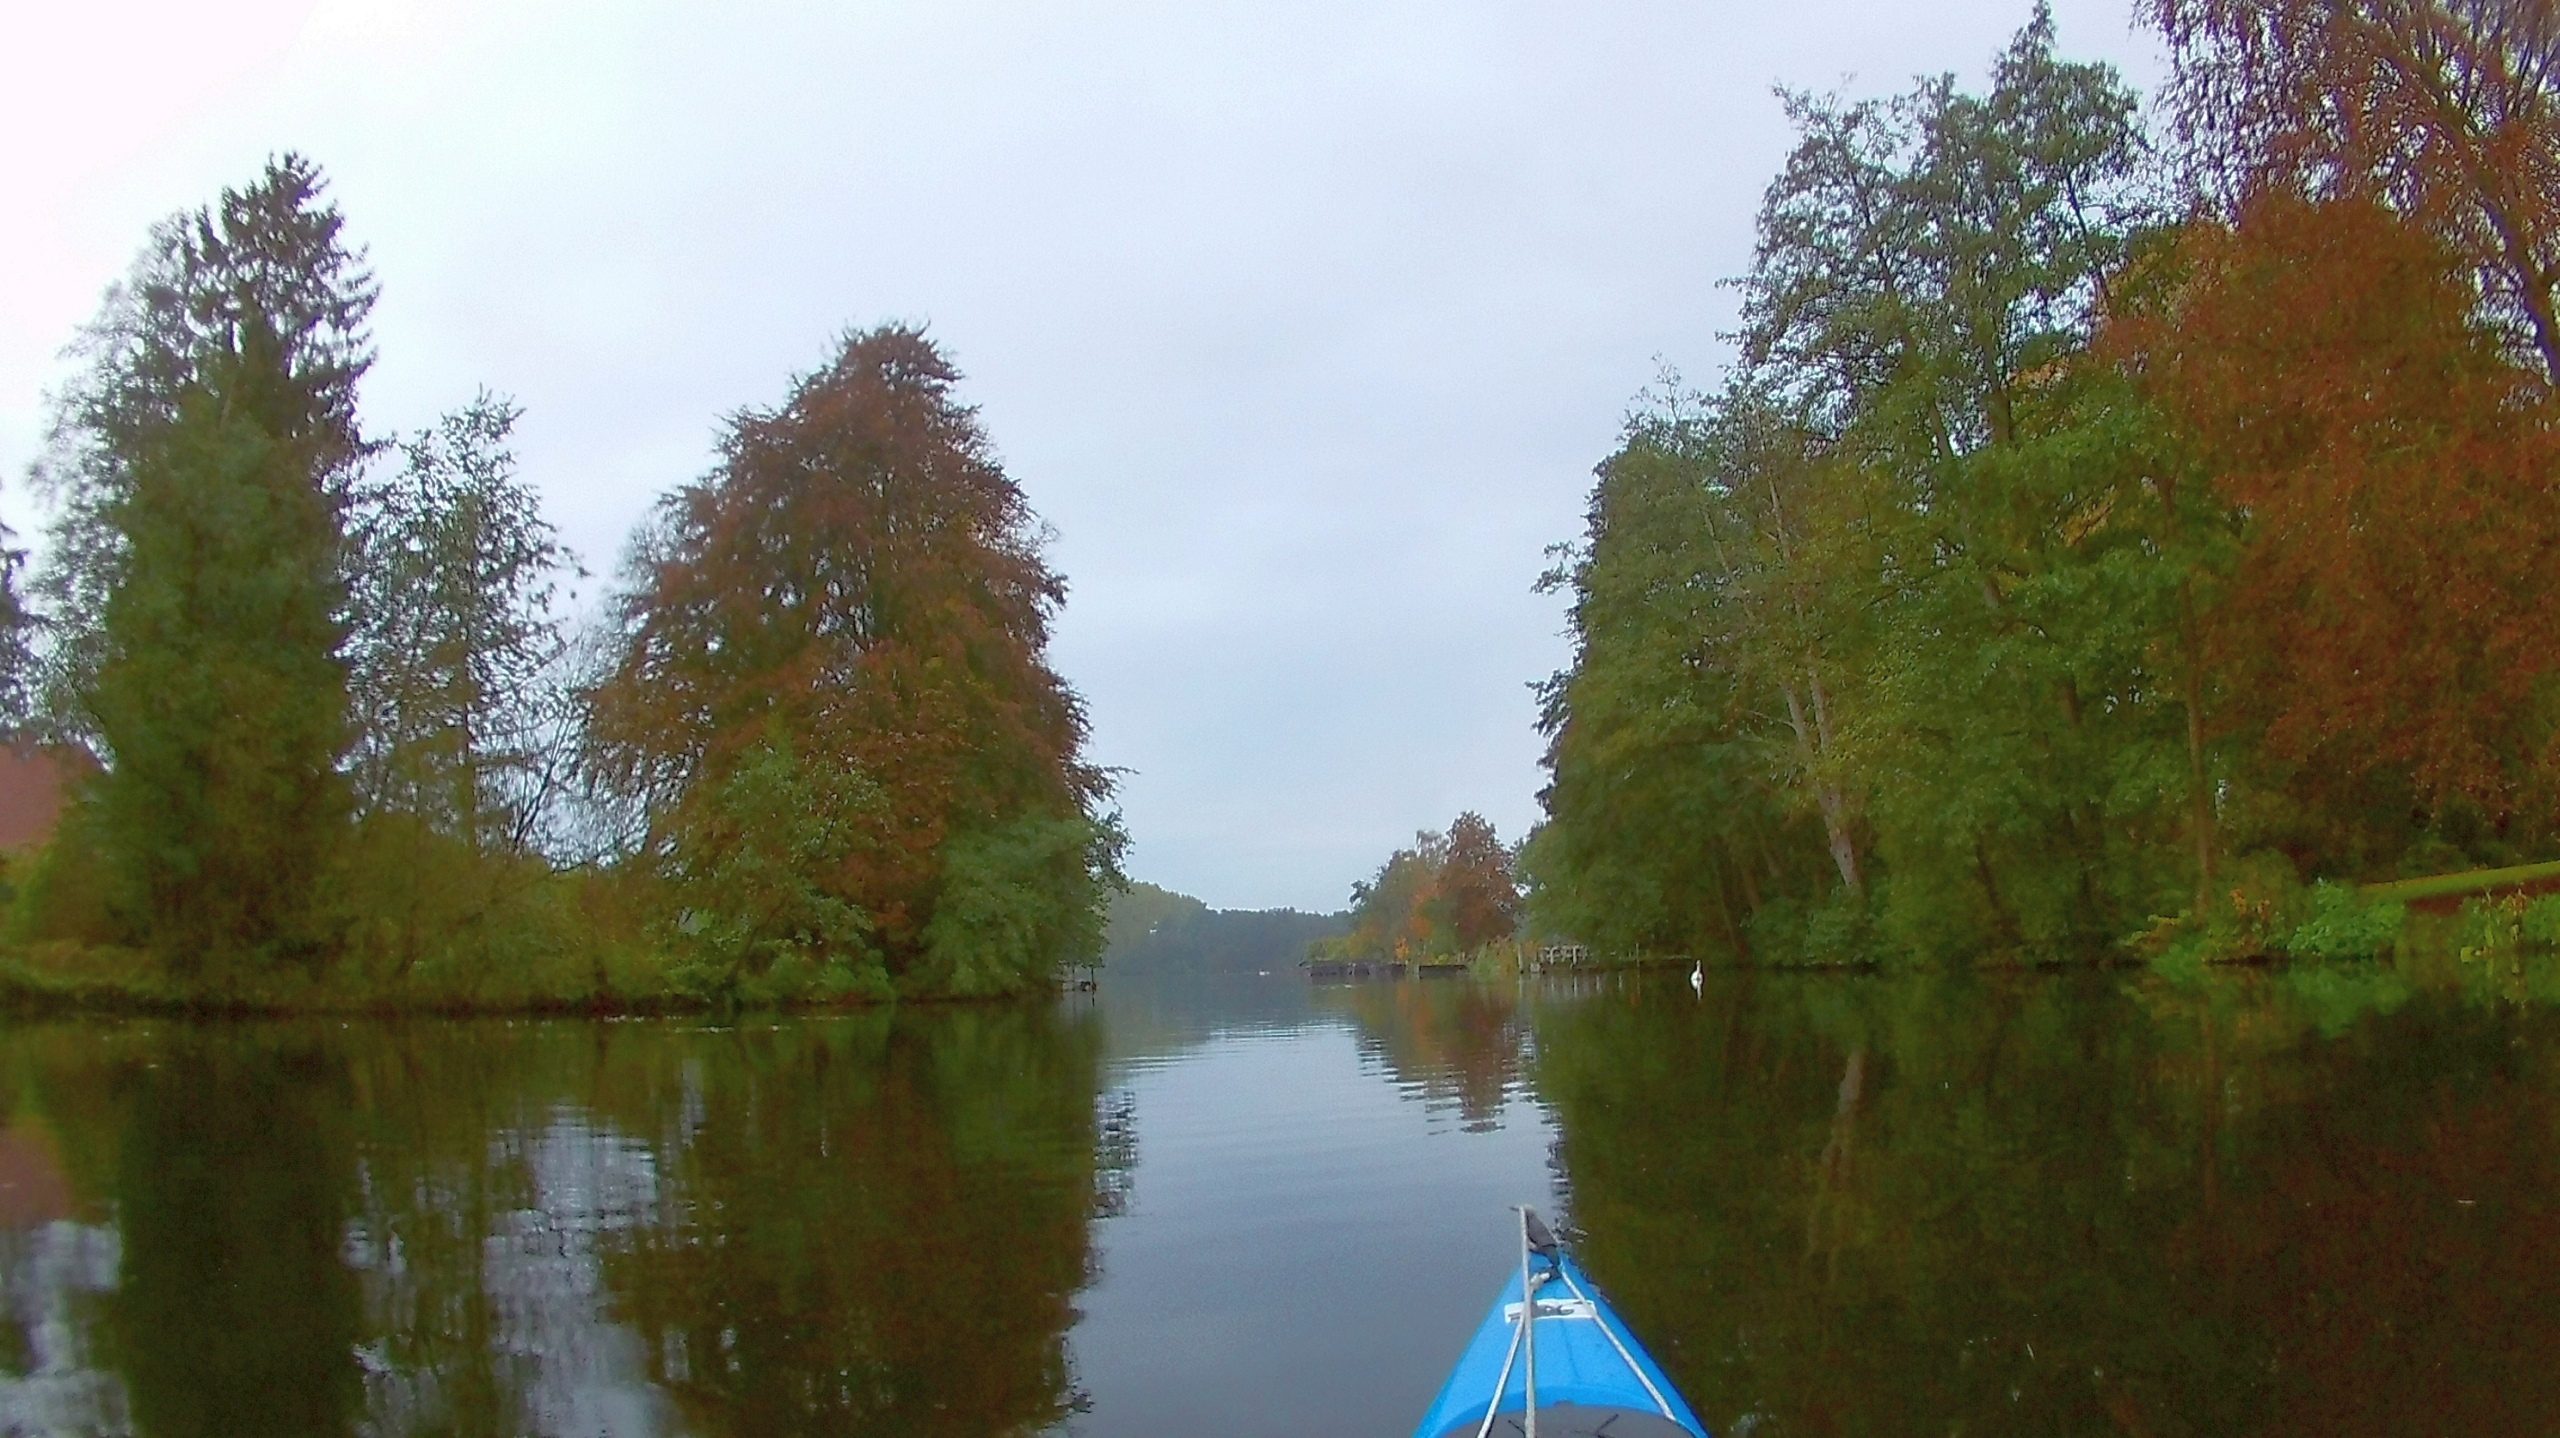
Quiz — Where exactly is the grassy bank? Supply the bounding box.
[2129,858,2560,977]
[2360,859,2560,907]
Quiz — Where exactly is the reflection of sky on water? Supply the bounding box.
[0,1220,124,1435]
[348,1115,679,1438]
[0,1113,687,1438]
[1062,1017,1556,1437]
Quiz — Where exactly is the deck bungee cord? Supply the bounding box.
[1418,1208,1711,1438]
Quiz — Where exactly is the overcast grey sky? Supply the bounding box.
[1,0,2167,913]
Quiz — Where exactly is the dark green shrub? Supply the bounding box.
[7,801,131,948]
[2135,849,2306,970]
[2525,895,2560,947]
[2459,892,2560,954]
[2281,882,2405,961]
[660,731,888,1004]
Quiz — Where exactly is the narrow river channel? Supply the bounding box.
[4,962,2558,1435]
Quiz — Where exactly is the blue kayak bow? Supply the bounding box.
[1410,1209,1711,1438]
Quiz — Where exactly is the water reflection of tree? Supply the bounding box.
[1315,982,1530,1131]
[599,1008,1107,1435]
[342,1021,655,1437]
[109,1036,366,1438]
[1,1029,146,1431]
[1537,968,2560,1437]
[0,1005,1121,1438]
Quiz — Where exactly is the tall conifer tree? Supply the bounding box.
[37,155,375,968]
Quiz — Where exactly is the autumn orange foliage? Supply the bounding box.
[2146,0,2560,388]
[590,326,1103,962]
[2122,193,2560,833]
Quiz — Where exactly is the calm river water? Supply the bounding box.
[5,960,2560,1436]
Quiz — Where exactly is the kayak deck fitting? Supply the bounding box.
[1410,1210,1711,1438]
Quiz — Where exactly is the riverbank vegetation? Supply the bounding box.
[2,158,1118,1012]
[1526,2,2560,970]
[1308,812,1525,969]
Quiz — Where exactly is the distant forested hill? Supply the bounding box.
[1100,882,1348,976]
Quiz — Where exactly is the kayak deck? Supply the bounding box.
[1412,1248,1710,1438]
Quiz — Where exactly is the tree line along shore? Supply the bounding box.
[1328,3,2560,977]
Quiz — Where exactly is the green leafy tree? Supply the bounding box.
[671,729,888,1001]
[1533,5,2557,961]
[919,811,1124,997]
[1527,383,1839,962]
[1536,13,2206,961]
[1739,10,2178,950]
[347,391,576,853]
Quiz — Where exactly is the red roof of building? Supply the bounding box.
[0,742,96,852]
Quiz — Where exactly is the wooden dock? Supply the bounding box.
[1305,958,1475,981]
